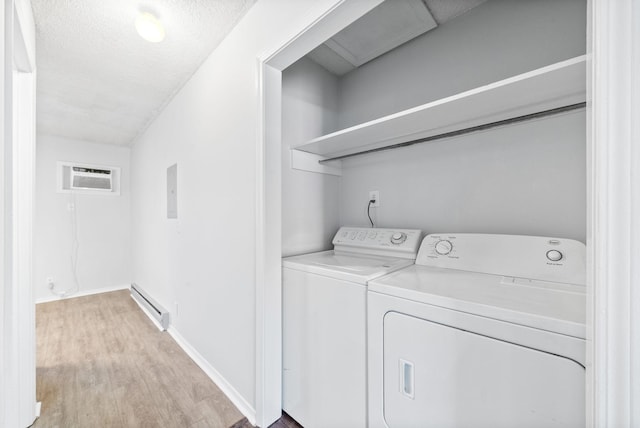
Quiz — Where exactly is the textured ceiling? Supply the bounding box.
[31,0,255,146]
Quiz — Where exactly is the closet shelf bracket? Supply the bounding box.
[291,149,342,176]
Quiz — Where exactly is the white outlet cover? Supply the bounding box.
[369,190,380,207]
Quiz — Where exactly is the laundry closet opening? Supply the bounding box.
[282,0,586,251]
[279,0,586,426]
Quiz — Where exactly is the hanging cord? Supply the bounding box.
[367,199,375,227]
[50,190,81,297]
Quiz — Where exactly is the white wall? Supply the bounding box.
[337,0,587,129]
[340,110,586,241]
[282,58,340,257]
[34,135,131,302]
[130,0,346,413]
[336,0,587,242]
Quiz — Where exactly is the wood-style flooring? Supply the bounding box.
[33,290,247,427]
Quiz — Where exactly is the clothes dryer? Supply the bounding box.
[368,233,586,428]
[283,227,422,428]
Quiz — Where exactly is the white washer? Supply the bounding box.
[283,227,422,428]
[368,233,586,428]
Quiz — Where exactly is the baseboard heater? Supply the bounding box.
[130,283,170,330]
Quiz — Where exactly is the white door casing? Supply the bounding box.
[1,0,37,427]
[587,0,640,426]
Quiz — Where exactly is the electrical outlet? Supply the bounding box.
[369,190,380,208]
[175,302,179,317]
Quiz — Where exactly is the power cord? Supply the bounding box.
[50,190,81,297]
[367,199,375,227]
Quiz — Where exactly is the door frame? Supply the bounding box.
[2,0,37,426]
[586,0,640,425]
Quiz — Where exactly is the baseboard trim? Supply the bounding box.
[36,284,130,304]
[167,326,256,425]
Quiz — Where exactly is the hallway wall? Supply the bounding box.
[34,135,131,302]
[129,0,351,417]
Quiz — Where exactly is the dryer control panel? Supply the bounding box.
[333,227,422,260]
[416,234,586,285]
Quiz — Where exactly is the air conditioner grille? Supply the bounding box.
[70,165,113,191]
[72,175,112,190]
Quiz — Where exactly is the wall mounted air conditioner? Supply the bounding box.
[70,166,113,191]
[57,161,121,195]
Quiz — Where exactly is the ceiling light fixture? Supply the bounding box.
[135,12,165,43]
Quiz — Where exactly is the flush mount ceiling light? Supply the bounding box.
[135,12,165,43]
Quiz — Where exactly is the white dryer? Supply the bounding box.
[283,227,422,428]
[368,233,586,428]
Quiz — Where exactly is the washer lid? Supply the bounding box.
[283,250,414,285]
[369,265,586,339]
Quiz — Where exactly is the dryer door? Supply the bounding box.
[383,312,585,428]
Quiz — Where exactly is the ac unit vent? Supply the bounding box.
[71,166,113,191]
[57,161,121,195]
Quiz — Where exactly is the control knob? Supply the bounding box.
[390,232,407,245]
[546,250,563,262]
[435,240,453,255]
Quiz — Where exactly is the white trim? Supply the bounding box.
[168,326,256,425]
[13,69,36,428]
[2,1,37,425]
[35,283,130,304]
[0,3,5,425]
[255,61,283,427]
[256,1,384,71]
[11,0,34,72]
[1,2,37,425]
[587,0,640,426]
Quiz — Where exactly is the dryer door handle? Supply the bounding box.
[399,359,415,399]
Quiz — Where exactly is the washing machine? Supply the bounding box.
[283,226,422,428]
[368,233,586,428]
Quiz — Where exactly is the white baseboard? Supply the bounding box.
[36,284,130,304]
[167,326,256,425]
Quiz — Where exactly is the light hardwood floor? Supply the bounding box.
[33,290,246,427]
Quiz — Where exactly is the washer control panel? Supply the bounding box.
[333,227,422,259]
[417,233,586,285]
